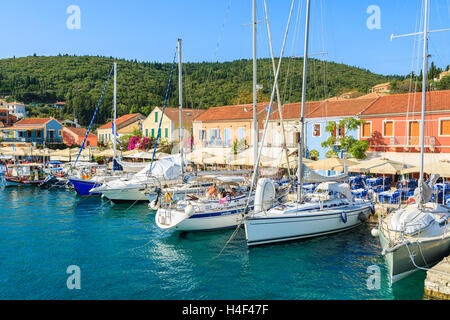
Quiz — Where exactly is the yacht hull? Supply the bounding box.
[379,229,450,284]
[156,205,253,232]
[68,177,102,196]
[98,187,148,203]
[245,206,371,246]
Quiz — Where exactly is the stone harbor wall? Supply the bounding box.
[424,256,450,300]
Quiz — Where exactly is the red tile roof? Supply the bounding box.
[161,108,206,123]
[307,98,379,118]
[194,103,271,122]
[360,90,450,116]
[269,101,322,120]
[64,126,96,137]
[98,113,143,129]
[15,118,54,125]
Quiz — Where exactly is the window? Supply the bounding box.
[36,130,41,138]
[440,119,450,136]
[165,128,169,138]
[313,124,321,137]
[383,121,393,137]
[210,128,220,143]
[155,112,158,123]
[362,123,371,137]
[224,128,231,146]
[58,130,62,137]
[145,129,148,137]
[151,128,155,138]
[338,125,345,137]
[199,129,206,140]
[238,127,245,140]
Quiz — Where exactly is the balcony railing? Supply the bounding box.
[1,137,63,144]
[369,136,436,147]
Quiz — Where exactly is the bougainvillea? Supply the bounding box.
[128,136,152,151]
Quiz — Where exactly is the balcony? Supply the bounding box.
[1,137,63,144]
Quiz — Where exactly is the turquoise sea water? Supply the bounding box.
[0,187,426,300]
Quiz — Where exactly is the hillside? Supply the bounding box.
[0,55,398,126]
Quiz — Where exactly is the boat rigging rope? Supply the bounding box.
[73,65,114,168]
[216,0,296,258]
[148,47,178,175]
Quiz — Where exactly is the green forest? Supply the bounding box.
[0,54,400,127]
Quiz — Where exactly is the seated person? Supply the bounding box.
[206,185,217,198]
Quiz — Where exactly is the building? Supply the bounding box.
[192,103,268,149]
[51,102,66,109]
[0,107,17,127]
[359,90,450,154]
[434,70,450,82]
[370,82,391,93]
[63,126,98,147]
[0,117,63,146]
[3,101,27,118]
[142,107,205,146]
[97,113,145,145]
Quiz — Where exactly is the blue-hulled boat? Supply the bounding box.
[68,176,103,196]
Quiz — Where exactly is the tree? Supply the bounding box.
[321,117,369,159]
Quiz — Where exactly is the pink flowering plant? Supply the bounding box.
[128,136,153,151]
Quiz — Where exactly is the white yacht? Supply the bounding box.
[90,155,184,203]
[245,180,374,246]
[155,176,290,232]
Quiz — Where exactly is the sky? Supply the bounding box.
[0,0,449,76]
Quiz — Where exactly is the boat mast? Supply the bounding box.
[113,61,117,173]
[252,0,258,169]
[418,0,429,209]
[263,0,291,180]
[178,38,185,179]
[297,0,311,203]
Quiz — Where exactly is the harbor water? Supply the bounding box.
[0,187,426,300]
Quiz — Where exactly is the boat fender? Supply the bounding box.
[185,205,195,217]
[341,212,347,223]
[371,228,379,237]
[254,178,276,213]
[150,199,160,210]
[358,211,367,222]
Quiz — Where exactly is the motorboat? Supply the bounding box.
[4,163,46,187]
[67,164,118,196]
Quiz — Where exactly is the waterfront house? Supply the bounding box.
[97,113,145,145]
[0,117,63,146]
[192,103,268,150]
[142,107,205,146]
[63,126,98,147]
[359,90,450,156]
[265,98,378,160]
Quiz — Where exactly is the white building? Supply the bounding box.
[4,101,27,119]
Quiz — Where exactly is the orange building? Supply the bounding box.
[359,90,450,153]
[63,126,98,147]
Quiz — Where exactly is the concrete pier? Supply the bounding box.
[424,256,450,300]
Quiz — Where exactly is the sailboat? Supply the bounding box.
[375,0,450,283]
[68,62,121,196]
[91,39,212,203]
[244,0,374,246]
[154,2,293,232]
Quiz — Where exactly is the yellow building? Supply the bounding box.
[142,107,205,145]
[97,113,145,144]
